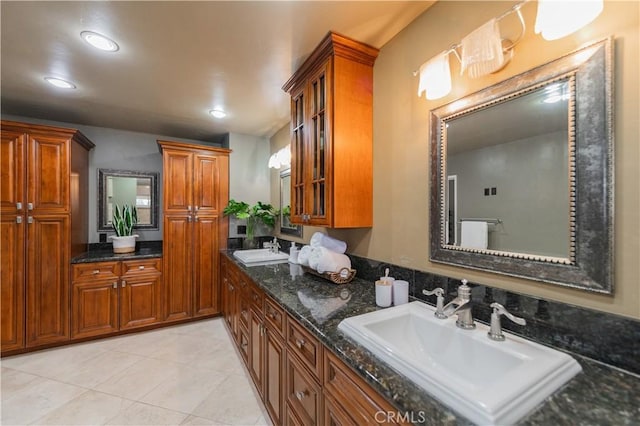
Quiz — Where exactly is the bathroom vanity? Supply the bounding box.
[220,251,640,425]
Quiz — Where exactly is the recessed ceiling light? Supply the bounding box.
[44,77,76,89]
[209,108,227,119]
[80,31,119,52]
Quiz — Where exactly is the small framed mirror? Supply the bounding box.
[430,38,614,293]
[98,169,159,231]
[280,168,302,237]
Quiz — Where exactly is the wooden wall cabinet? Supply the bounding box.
[1,121,93,354]
[158,140,230,322]
[282,32,379,228]
[71,259,162,339]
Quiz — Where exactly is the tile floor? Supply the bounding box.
[1,318,271,425]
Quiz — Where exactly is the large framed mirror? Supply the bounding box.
[430,38,613,293]
[280,168,302,237]
[98,169,159,231]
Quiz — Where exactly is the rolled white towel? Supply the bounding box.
[309,232,347,254]
[297,245,312,266]
[309,246,351,274]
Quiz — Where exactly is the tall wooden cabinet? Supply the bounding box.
[282,32,379,228]
[158,140,230,321]
[1,121,94,353]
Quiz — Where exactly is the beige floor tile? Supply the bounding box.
[32,389,132,425]
[140,366,228,414]
[191,374,264,425]
[1,344,106,380]
[55,350,146,388]
[94,358,185,401]
[193,346,246,375]
[1,378,87,425]
[0,367,41,401]
[104,401,188,425]
[149,334,222,364]
[110,330,183,357]
[255,414,273,425]
[180,415,227,425]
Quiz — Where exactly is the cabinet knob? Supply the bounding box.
[122,280,127,287]
[295,338,306,349]
[16,216,22,224]
[92,270,100,275]
[295,390,308,401]
[16,202,22,210]
[27,216,33,224]
[187,205,192,212]
[241,341,248,348]
[138,265,145,270]
[27,202,33,211]
[113,282,118,289]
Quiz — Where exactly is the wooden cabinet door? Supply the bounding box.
[1,214,25,352]
[248,306,264,398]
[27,133,70,213]
[285,353,323,425]
[193,154,221,215]
[305,62,331,226]
[193,215,220,316]
[289,85,306,225]
[120,273,162,330]
[72,279,118,339]
[323,393,358,426]
[162,149,193,213]
[26,215,69,346]
[163,215,193,321]
[1,130,25,214]
[264,328,285,425]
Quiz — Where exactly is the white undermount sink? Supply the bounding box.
[338,301,581,425]
[233,249,289,266]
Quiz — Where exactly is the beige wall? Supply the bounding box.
[272,0,640,319]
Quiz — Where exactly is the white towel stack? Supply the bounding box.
[309,232,347,254]
[296,232,351,274]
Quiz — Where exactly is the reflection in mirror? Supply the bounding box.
[98,169,159,231]
[280,168,302,237]
[430,38,613,293]
[446,80,570,258]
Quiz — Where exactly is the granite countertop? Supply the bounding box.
[222,251,640,425]
[71,246,162,263]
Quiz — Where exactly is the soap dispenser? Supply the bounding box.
[288,242,299,264]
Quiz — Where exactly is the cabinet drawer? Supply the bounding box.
[247,282,264,311]
[287,318,322,379]
[238,324,250,364]
[122,258,161,276]
[286,351,322,425]
[72,262,119,281]
[264,297,285,336]
[324,350,407,425]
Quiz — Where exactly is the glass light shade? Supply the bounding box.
[535,0,603,40]
[417,53,452,100]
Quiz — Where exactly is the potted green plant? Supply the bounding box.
[223,199,277,249]
[109,204,139,253]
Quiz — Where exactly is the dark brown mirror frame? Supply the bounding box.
[97,168,160,232]
[430,37,614,294]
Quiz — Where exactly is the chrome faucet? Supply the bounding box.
[487,302,526,341]
[422,287,447,319]
[269,237,280,253]
[442,280,476,329]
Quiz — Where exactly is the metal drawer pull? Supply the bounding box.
[27,202,33,210]
[295,390,308,401]
[138,265,145,270]
[269,312,278,319]
[16,202,22,210]
[295,338,306,349]
[113,282,118,288]
[122,280,126,287]
[241,341,248,348]
[27,216,33,224]
[16,216,22,224]
[92,270,100,274]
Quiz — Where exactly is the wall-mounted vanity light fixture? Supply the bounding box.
[268,145,291,169]
[415,0,604,100]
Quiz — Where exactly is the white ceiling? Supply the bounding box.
[1,1,434,143]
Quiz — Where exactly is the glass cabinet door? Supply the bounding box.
[290,87,306,224]
[307,63,330,225]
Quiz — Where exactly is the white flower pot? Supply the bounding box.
[109,235,139,253]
